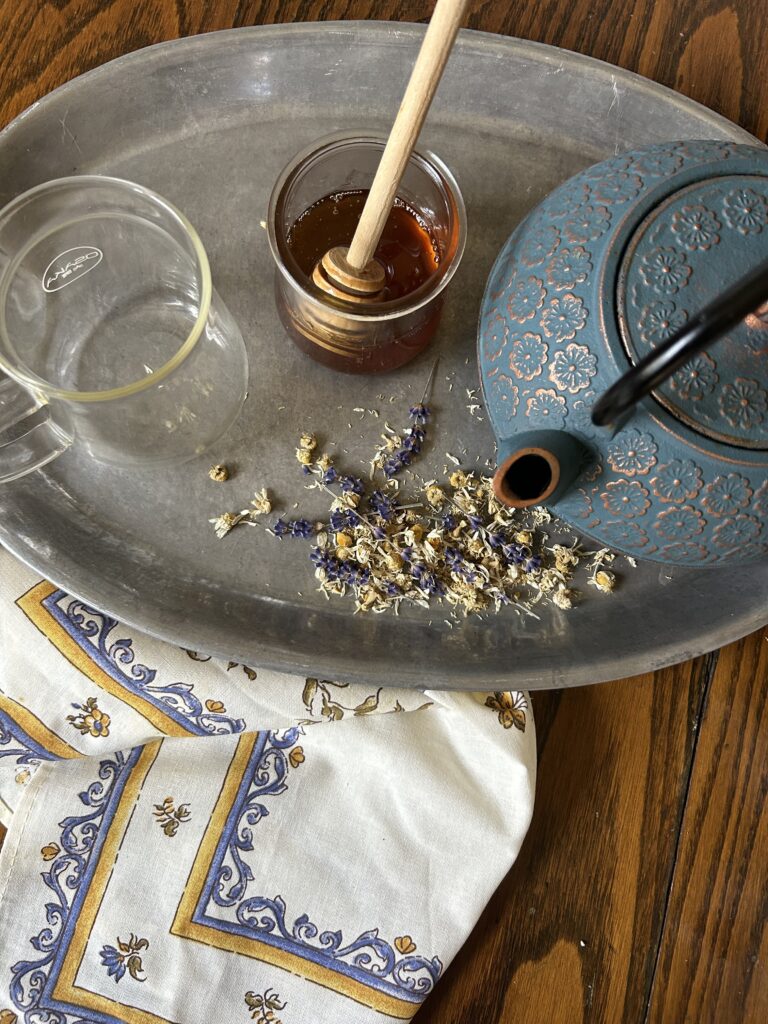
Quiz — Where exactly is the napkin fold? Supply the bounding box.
[0,549,534,1023]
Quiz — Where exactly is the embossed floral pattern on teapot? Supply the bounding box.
[478,141,768,566]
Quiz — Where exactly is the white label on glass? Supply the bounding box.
[42,246,103,292]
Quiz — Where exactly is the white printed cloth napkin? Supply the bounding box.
[0,548,535,1024]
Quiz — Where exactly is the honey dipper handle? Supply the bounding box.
[346,0,470,271]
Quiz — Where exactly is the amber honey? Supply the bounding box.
[286,189,440,302]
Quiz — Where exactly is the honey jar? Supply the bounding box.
[267,133,466,373]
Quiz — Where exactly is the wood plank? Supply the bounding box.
[2,1,767,142]
[647,629,768,1024]
[414,657,712,1023]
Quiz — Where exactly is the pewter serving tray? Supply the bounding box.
[0,23,765,689]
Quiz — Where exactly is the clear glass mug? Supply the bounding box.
[0,176,248,483]
[268,133,466,374]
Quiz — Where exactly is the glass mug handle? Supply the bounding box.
[0,375,70,483]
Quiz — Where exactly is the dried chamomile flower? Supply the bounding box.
[552,544,579,573]
[295,447,313,466]
[316,453,333,472]
[590,569,616,593]
[210,511,242,539]
[208,463,230,482]
[407,523,424,543]
[449,469,468,489]
[385,551,404,571]
[552,585,574,610]
[356,586,379,610]
[425,531,443,552]
[250,488,272,515]
[299,432,317,452]
[528,506,553,526]
[425,484,445,507]
[535,569,561,594]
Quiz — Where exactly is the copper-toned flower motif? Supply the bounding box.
[722,187,768,234]
[600,479,651,518]
[639,300,688,346]
[654,505,706,541]
[712,515,762,551]
[670,204,721,250]
[508,332,548,381]
[670,353,718,401]
[701,473,752,518]
[638,246,692,294]
[547,342,597,393]
[607,429,658,477]
[718,378,768,431]
[506,275,546,323]
[540,293,588,342]
[650,459,703,503]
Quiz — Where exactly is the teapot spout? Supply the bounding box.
[493,429,591,509]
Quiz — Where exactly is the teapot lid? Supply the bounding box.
[618,174,768,449]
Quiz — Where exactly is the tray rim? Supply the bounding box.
[0,22,759,156]
[0,21,765,690]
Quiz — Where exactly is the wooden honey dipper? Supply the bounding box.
[312,0,470,304]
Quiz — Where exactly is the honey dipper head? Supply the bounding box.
[312,246,386,305]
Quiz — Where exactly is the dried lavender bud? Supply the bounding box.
[329,509,357,532]
[339,475,365,495]
[369,490,396,519]
[289,519,315,539]
[409,404,430,424]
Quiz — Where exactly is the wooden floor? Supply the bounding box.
[0,1,767,1021]
[416,628,768,1023]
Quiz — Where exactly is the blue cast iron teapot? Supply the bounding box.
[478,140,768,566]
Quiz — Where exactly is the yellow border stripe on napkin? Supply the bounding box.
[17,582,195,737]
[172,733,415,1020]
[0,690,80,759]
[51,740,177,1024]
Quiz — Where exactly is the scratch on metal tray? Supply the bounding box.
[59,108,82,154]
[608,74,624,155]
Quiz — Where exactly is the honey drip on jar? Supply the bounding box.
[286,189,440,301]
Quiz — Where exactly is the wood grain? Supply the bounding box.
[0,3,766,1023]
[415,657,713,1023]
[647,630,768,1024]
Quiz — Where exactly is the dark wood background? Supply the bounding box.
[0,2,766,1022]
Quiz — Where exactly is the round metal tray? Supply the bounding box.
[0,22,765,689]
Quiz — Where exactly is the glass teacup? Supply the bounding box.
[0,176,248,482]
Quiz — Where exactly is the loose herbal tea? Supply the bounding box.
[208,388,627,618]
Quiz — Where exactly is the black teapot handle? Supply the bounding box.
[591,259,768,428]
